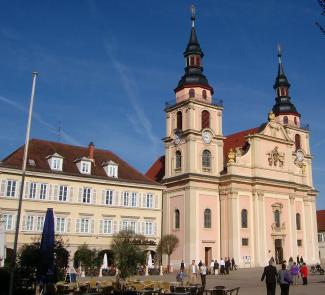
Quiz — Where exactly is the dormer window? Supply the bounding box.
[102,160,118,178]
[75,157,92,175]
[46,153,63,171]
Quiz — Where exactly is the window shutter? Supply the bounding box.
[137,222,141,234]
[99,220,103,234]
[53,185,59,201]
[154,195,158,209]
[113,220,118,234]
[69,187,74,203]
[119,221,123,231]
[22,216,26,231]
[0,180,6,197]
[48,184,52,200]
[76,219,80,233]
[154,222,157,236]
[15,181,21,198]
[92,189,96,204]
[91,220,95,233]
[114,191,119,206]
[141,222,145,235]
[102,190,106,205]
[78,188,83,203]
[24,182,30,199]
[12,214,17,230]
[67,218,71,233]
[44,183,49,200]
[120,192,123,206]
[35,183,40,200]
[142,194,146,208]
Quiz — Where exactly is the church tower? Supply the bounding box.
[162,6,223,266]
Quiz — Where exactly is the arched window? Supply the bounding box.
[283,116,288,125]
[241,209,248,228]
[177,111,183,130]
[274,210,281,228]
[202,90,207,99]
[295,134,301,151]
[201,110,210,129]
[190,56,195,66]
[176,151,182,170]
[204,209,211,228]
[296,213,301,230]
[189,88,195,98]
[175,209,180,229]
[294,117,297,125]
[202,150,211,168]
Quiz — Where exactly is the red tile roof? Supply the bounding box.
[223,127,260,158]
[145,156,165,182]
[317,210,325,232]
[0,139,159,186]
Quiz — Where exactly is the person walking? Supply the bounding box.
[214,260,219,275]
[200,262,207,289]
[299,256,304,265]
[290,262,299,285]
[188,260,197,284]
[277,263,292,295]
[300,263,308,285]
[198,260,203,271]
[220,258,225,275]
[180,260,185,272]
[210,260,214,275]
[261,260,278,295]
[231,258,236,271]
[225,258,230,274]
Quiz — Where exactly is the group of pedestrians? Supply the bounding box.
[261,258,309,295]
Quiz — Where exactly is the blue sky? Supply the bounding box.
[0,0,324,208]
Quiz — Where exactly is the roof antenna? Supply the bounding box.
[191,4,196,28]
[57,120,62,142]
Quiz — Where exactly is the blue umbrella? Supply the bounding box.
[38,208,55,283]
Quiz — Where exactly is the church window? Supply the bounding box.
[274,210,281,228]
[202,150,211,169]
[190,56,195,66]
[241,209,248,228]
[202,90,207,99]
[175,151,182,170]
[175,209,180,229]
[297,239,302,247]
[296,213,301,230]
[242,238,249,246]
[196,56,200,66]
[177,111,183,130]
[295,134,301,151]
[283,116,288,125]
[189,89,195,98]
[204,208,211,228]
[201,110,210,129]
[294,117,297,125]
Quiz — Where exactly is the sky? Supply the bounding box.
[0,0,324,208]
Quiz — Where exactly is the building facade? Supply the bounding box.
[146,12,319,267]
[0,139,163,259]
[317,210,325,263]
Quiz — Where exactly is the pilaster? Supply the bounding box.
[289,195,297,259]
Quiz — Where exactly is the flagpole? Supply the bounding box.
[9,72,38,295]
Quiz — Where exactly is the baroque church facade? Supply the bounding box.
[146,12,319,267]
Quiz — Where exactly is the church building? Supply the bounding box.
[146,9,319,267]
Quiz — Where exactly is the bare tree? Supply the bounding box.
[316,0,325,34]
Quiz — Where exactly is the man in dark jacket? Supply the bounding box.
[261,260,278,295]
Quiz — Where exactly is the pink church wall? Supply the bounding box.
[198,194,219,261]
[295,201,305,257]
[170,195,185,261]
[239,196,251,257]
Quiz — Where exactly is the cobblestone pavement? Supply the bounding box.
[93,267,325,295]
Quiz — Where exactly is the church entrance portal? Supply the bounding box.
[275,239,283,264]
[205,247,212,267]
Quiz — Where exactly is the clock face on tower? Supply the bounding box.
[296,149,304,162]
[202,130,212,144]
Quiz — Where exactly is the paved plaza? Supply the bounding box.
[115,267,325,295]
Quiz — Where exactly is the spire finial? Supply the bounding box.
[277,43,282,64]
[191,4,196,27]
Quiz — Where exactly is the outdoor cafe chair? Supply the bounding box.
[225,287,240,295]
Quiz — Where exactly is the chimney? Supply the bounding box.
[88,142,94,160]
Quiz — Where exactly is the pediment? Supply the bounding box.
[258,121,293,143]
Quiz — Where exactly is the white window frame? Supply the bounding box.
[105,190,113,205]
[102,219,112,234]
[51,158,63,171]
[59,185,68,202]
[146,193,153,208]
[145,221,153,236]
[80,218,90,233]
[29,182,37,199]
[82,188,91,204]
[36,216,44,232]
[81,161,91,174]
[39,183,47,200]
[6,180,16,197]
[3,214,13,230]
[56,217,66,233]
[131,192,137,207]
[123,192,129,207]
[26,215,34,231]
